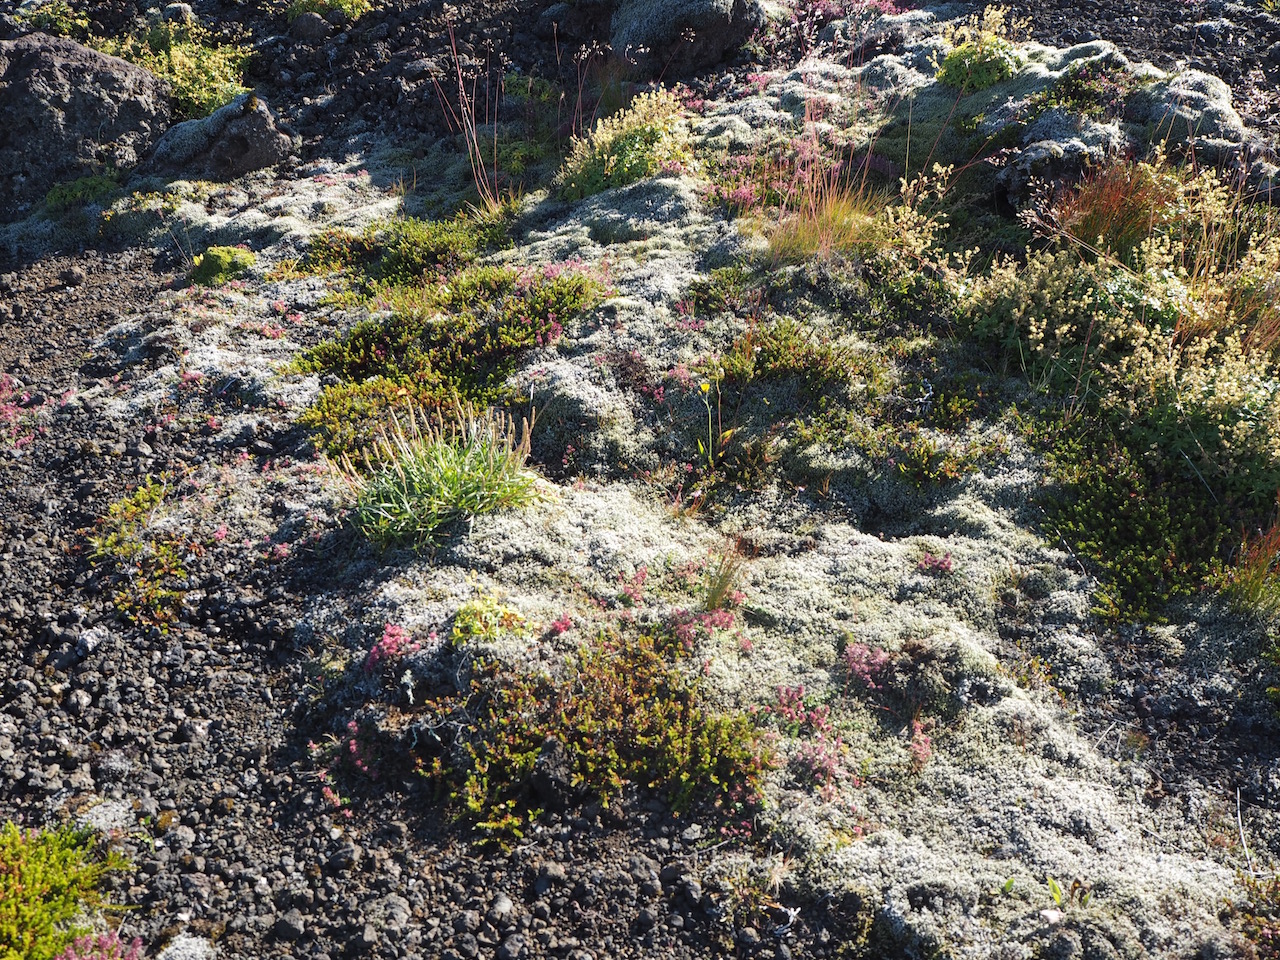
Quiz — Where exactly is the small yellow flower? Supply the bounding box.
[700,382,710,394]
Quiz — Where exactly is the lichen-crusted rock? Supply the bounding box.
[539,0,764,77]
[0,33,171,222]
[146,92,298,182]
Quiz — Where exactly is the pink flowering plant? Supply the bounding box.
[364,622,424,673]
[844,642,890,691]
[57,933,144,960]
[759,685,854,801]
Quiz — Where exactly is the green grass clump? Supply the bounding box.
[45,174,121,213]
[345,405,540,549]
[297,264,601,455]
[557,89,692,201]
[93,21,249,119]
[0,822,127,960]
[286,0,370,20]
[190,245,256,286]
[417,626,771,843]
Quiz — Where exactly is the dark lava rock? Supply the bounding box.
[542,0,765,77]
[0,33,171,221]
[530,737,584,812]
[145,92,298,181]
[289,12,333,44]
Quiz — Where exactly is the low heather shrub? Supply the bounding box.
[0,823,128,960]
[417,627,771,843]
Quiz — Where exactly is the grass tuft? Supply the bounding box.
[343,404,540,549]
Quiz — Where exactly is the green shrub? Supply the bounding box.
[706,318,858,402]
[16,0,88,39]
[286,0,370,20]
[935,6,1023,93]
[1040,426,1228,620]
[89,475,190,628]
[1023,59,1141,122]
[935,38,1020,92]
[93,21,249,119]
[345,405,540,549]
[556,89,692,201]
[1234,871,1280,959]
[0,822,127,960]
[189,245,256,285]
[965,234,1280,617]
[417,627,771,843]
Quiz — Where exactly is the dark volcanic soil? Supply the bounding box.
[2,1,1279,959]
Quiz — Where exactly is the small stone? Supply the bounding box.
[76,625,108,658]
[274,908,306,941]
[488,893,514,926]
[66,689,92,715]
[163,2,194,22]
[496,933,525,960]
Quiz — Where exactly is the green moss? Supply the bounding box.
[0,822,127,960]
[416,626,771,845]
[45,174,121,213]
[190,245,256,286]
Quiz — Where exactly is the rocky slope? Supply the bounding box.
[2,1,1280,959]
